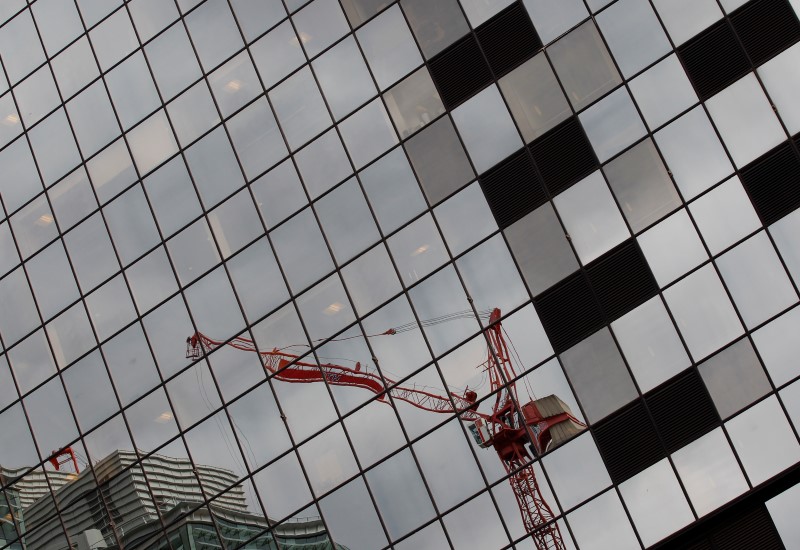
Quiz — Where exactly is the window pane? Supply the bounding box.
[629,54,698,131]
[313,36,376,120]
[400,0,469,58]
[293,0,350,59]
[208,52,261,119]
[360,147,427,234]
[651,0,722,46]
[579,86,646,162]
[596,0,670,78]
[689,176,761,255]
[638,209,707,287]
[270,67,332,150]
[759,42,800,135]
[699,338,771,419]
[384,66,445,139]
[357,5,422,90]
[339,98,398,169]
[185,0,244,72]
[316,178,380,263]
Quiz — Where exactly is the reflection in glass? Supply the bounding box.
[638,209,707,287]
[543,431,611,510]
[339,98,398,169]
[316,178,381,263]
[559,329,638,423]
[629,54,698,131]
[271,207,333,293]
[451,85,523,174]
[184,0,244,72]
[293,0,350,59]
[548,21,622,111]
[672,428,748,516]
[227,238,290,323]
[595,0,670,78]
[167,81,221,147]
[106,52,161,131]
[401,0,470,58]
[208,190,264,258]
[699,338,771,419]
[251,159,308,229]
[690,176,760,255]
[752,306,800,387]
[384,66,445,139]
[184,127,246,210]
[759,42,800,135]
[435,182,497,256]
[579,86,646,162]
[313,36,377,121]
[208,52,260,119]
[269,67,333,151]
[766,481,800,550]
[523,0,588,45]
[567,489,640,550]
[716,232,797,329]
[295,129,353,199]
[145,21,203,101]
[499,53,572,143]
[554,171,630,265]
[619,459,694,546]
[249,20,306,90]
[726,396,800,485]
[388,214,448,286]
[357,5,422,90]
[651,0,722,46]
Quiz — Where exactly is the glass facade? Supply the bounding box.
[1,0,799,549]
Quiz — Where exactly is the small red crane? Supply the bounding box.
[48,447,80,474]
[186,308,583,549]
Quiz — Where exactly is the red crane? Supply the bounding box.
[186,308,584,549]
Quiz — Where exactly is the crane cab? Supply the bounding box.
[468,419,493,448]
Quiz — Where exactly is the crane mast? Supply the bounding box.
[186,308,581,549]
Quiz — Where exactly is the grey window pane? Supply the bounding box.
[523,0,588,45]
[0,402,38,468]
[443,493,509,549]
[102,323,160,406]
[145,23,202,101]
[629,54,698,131]
[405,115,474,206]
[230,0,286,43]
[208,189,264,258]
[62,350,119,432]
[46,302,97,369]
[664,264,744,361]
[652,0,722,46]
[603,138,681,234]
[505,202,578,296]
[76,0,122,28]
[64,213,120,292]
[166,219,221,286]
[106,52,161,131]
[28,108,81,186]
[184,127,245,209]
[10,329,59,396]
[103,185,161,266]
[699,338,771,419]
[316,178,380,263]
[208,52,260,119]
[142,157,202,238]
[655,106,733,200]
[339,98,398,169]
[726,396,800,485]
[638,209,707,287]
[296,274,356,341]
[249,20,306,90]
[689,176,761,255]
[128,0,179,43]
[0,92,22,149]
[619,460,694,546]
[227,97,288,182]
[86,138,137,204]
[770,208,800,288]
[66,80,119,158]
[26,240,80,322]
[596,0,670,78]
[313,36,377,120]
[167,81,221,147]
[400,0,470,59]
[752,306,800,387]
[299,424,360,495]
[185,0,244,72]
[360,147,427,234]
[15,66,60,127]
[227,238,289,323]
[126,110,179,176]
[0,268,40,346]
[707,74,785,168]
[85,275,137,342]
[340,0,388,27]
[10,194,58,259]
[293,0,350,59]
[341,243,401,315]
[554,171,630,265]
[0,10,45,85]
[716,232,797,329]
[612,297,691,393]
[295,128,353,199]
[543,431,611,510]
[384,67,445,139]
[251,159,308,228]
[32,0,82,56]
[271,207,334,293]
[548,21,622,111]
[435,182,497,256]
[718,0,749,13]
[357,5,422,90]
[0,221,21,277]
[457,235,529,314]
[579,86,646,162]
[452,84,523,174]
[184,267,245,342]
[759,43,800,135]
[673,428,748,516]
[51,37,98,101]
[559,328,638,423]
[766,479,800,549]
[25,376,79,454]
[459,0,514,27]
[0,355,18,411]
[388,214,448,286]
[0,137,40,213]
[126,246,178,315]
[499,53,571,143]
[568,489,640,550]
[89,7,138,72]
[270,66,332,150]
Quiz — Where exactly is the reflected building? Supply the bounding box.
[1,0,800,549]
